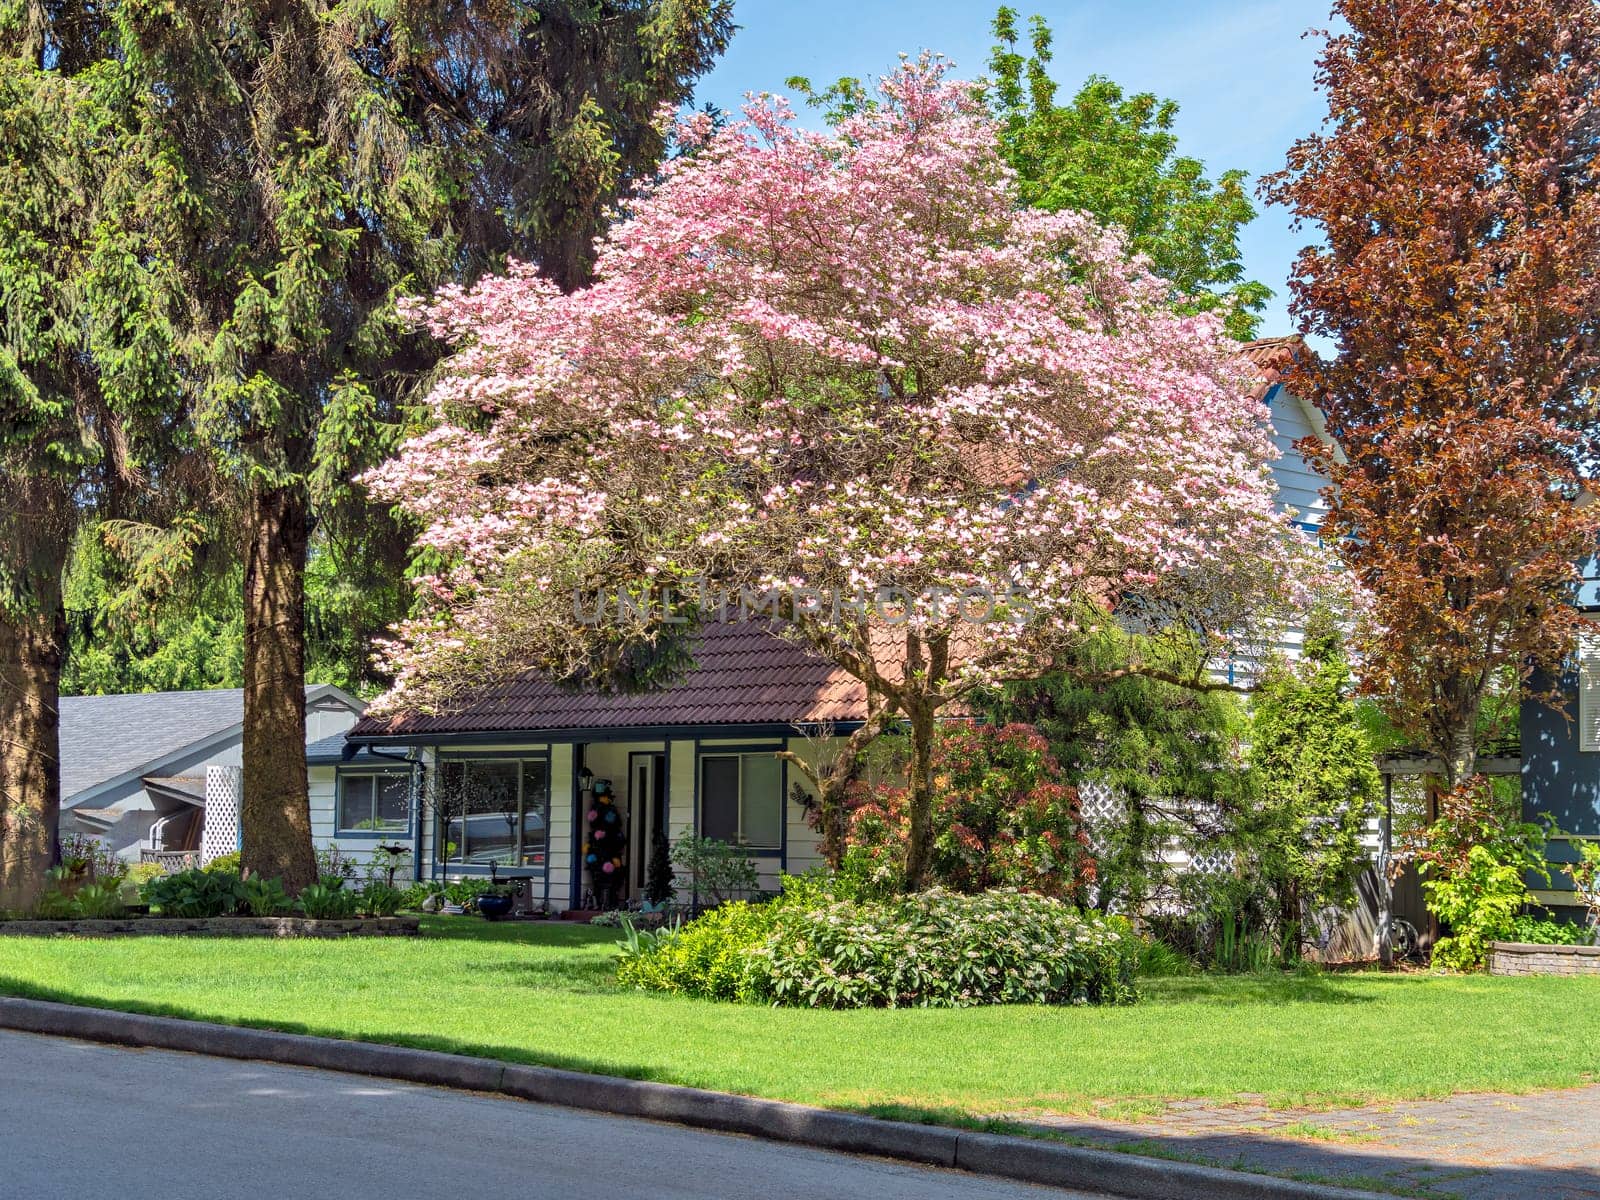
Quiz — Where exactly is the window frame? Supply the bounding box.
[697,750,784,854]
[434,753,551,874]
[334,768,414,839]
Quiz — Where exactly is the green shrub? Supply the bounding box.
[616,901,778,1001]
[70,882,126,919]
[119,862,166,904]
[204,851,242,874]
[358,883,404,917]
[761,889,1139,1008]
[143,869,244,918]
[240,877,292,917]
[615,884,1140,1009]
[1137,937,1193,977]
[1509,914,1594,946]
[1425,841,1544,971]
[441,878,492,907]
[397,882,442,910]
[31,868,79,919]
[298,883,360,919]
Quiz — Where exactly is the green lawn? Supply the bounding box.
[1,917,1596,1125]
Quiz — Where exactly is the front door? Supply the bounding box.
[629,751,667,897]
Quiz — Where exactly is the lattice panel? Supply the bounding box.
[1078,780,1122,855]
[1184,847,1236,876]
[201,765,242,864]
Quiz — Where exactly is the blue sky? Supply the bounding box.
[692,0,1332,341]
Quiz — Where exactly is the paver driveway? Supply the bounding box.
[1013,1086,1600,1199]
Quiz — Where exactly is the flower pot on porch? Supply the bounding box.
[476,893,514,921]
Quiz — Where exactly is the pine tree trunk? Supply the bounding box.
[0,600,64,912]
[241,480,316,892]
[902,702,936,892]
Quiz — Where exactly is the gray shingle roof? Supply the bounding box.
[60,686,355,804]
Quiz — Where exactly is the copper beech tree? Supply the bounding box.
[1263,0,1600,802]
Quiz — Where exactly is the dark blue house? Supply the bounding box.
[1518,555,1600,910]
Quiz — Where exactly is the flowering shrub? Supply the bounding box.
[761,890,1138,1008]
[836,724,1093,901]
[614,883,1139,1009]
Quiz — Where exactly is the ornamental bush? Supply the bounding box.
[761,889,1138,1008]
[615,900,778,1002]
[614,884,1139,1009]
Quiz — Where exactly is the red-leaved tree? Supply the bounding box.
[1262,0,1600,800]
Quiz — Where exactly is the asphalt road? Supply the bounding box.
[0,1029,1107,1199]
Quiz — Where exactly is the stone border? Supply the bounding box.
[1489,940,1600,976]
[0,997,1384,1200]
[0,915,419,938]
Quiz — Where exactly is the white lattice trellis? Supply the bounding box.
[1078,780,1123,855]
[201,765,242,864]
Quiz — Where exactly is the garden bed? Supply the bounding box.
[1489,940,1600,976]
[0,915,420,938]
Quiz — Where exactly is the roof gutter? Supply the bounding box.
[343,720,869,748]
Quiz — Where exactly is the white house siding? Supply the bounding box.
[307,762,418,876]
[548,744,576,910]
[1266,386,1330,531]
[783,738,826,876]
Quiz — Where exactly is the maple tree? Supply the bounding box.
[1262,0,1600,801]
[369,60,1318,889]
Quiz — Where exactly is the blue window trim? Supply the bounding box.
[334,766,414,840]
[432,753,552,874]
[695,742,788,858]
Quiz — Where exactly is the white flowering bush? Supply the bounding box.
[760,889,1139,1008]
[614,884,1139,1008]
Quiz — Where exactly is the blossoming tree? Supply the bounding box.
[368,60,1318,888]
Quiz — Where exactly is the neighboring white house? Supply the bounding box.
[60,685,366,860]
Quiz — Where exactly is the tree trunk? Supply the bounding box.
[1441,722,1478,798]
[0,600,64,912]
[241,480,317,892]
[902,702,936,892]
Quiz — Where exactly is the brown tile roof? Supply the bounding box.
[1241,335,1308,401]
[353,620,871,738]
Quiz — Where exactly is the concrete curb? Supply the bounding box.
[0,997,1382,1200]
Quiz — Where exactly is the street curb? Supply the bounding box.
[0,997,1383,1200]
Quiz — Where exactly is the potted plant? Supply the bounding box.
[475,884,517,921]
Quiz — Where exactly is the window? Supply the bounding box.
[437,758,549,870]
[699,753,782,850]
[337,771,411,835]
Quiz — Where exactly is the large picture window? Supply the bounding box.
[699,753,782,850]
[436,757,549,870]
[336,771,411,835]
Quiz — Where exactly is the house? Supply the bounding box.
[1518,554,1600,912]
[310,339,1332,910]
[61,684,366,861]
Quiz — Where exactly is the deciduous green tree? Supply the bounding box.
[988,8,1269,338]
[1247,620,1381,957]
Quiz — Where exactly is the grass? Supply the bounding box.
[1,917,1597,1126]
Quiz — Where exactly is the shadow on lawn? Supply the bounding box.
[3,972,1597,1200]
[0,974,679,1083]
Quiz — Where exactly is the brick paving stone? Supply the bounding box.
[1004,1084,1600,1199]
